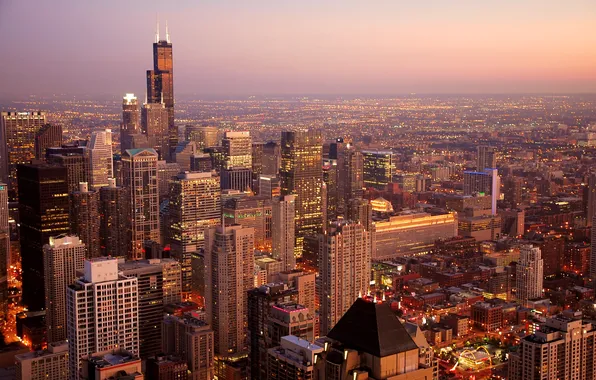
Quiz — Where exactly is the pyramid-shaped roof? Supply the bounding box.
[327,298,418,357]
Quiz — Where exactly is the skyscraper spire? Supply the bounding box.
[155,18,160,43]
[166,20,170,43]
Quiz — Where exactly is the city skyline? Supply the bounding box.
[1,1,595,98]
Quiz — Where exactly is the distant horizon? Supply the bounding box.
[1,1,595,97]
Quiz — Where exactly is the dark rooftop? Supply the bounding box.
[327,298,419,357]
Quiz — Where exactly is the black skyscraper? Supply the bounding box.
[18,163,69,311]
[147,24,175,159]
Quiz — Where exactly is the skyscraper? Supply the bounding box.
[43,235,85,343]
[280,130,323,256]
[67,258,139,380]
[121,93,140,152]
[319,221,372,335]
[18,163,70,311]
[509,311,596,380]
[147,23,175,158]
[223,131,252,169]
[122,148,160,259]
[262,141,281,175]
[162,313,215,380]
[586,173,596,227]
[34,123,63,159]
[223,196,272,251]
[0,183,9,321]
[47,149,88,194]
[463,168,500,215]
[0,111,47,200]
[185,125,218,149]
[272,195,296,271]
[205,225,255,356]
[99,178,130,257]
[516,244,544,307]
[142,102,170,160]
[119,258,182,358]
[169,172,221,297]
[69,182,100,258]
[362,149,394,191]
[591,215,596,281]
[88,129,114,190]
[477,145,497,171]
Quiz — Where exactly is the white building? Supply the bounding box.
[88,129,113,190]
[319,221,372,335]
[272,195,296,271]
[516,244,544,307]
[122,148,160,260]
[222,131,252,169]
[267,336,323,380]
[205,225,255,355]
[509,311,596,380]
[15,341,69,380]
[67,257,139,380]
[43,235,85,343]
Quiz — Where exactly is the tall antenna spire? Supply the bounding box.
[166,20,170,43]
[155,17,160,43]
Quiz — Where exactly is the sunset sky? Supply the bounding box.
[1,0,595,97]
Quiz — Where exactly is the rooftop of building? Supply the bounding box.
[87,351,140,369]
[327,298,419,358]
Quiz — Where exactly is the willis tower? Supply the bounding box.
[147,22,176,159]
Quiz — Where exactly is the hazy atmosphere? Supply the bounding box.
[1,0,595,97]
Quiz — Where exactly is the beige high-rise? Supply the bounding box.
[205,225,255,355]
[122,148,160,260]
[319,221,372,335]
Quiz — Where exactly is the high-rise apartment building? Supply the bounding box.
[169,171,221,296]
[121,93,141,152]
[67,258,139,380]
[586,173,596,227]
[43,235,85,343]
[69,182,101,258]
[336,145,364,216]
[477,145,497,171]
[185,125,219,150]
[0,183,8,320]
[34,123,63,159]
[15,341,69,380]
[18,163,70,311]
[516,244,544,307]
[88,129,114,190]
[119,258,182,358]
[272,195,296,271]
[223,195,272,251]
[362,149,394,191]
[509,311,596,380]
[267,336,323,380]
[47,149,88,194]
[280,130,323,256]
[147,25,175,158]
[162,312,215,380]
[319,221,372,335]
[122,148,160,260]
[99,178,130,257]
[205,225,255,355]
[247,283,300,380]
[0,111,47,200]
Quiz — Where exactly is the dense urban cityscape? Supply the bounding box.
[2,2,596,380]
